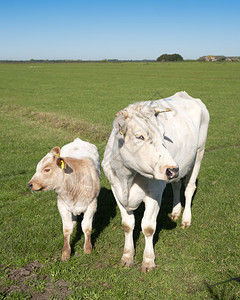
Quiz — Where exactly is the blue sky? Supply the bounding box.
[0,0,239,60]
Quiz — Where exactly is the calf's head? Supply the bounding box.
[28,147,68,191]
[114,104,179,181]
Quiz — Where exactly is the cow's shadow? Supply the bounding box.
[70,187,116,255]
[71,180,198,255]
[133,179,198,247]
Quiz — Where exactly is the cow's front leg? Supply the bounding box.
[141,196,160,272]
[57,199,74,261]
[119,206,135,267]
[81,199,97,254]
[171,181,182,221]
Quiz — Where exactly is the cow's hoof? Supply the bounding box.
[171,214,180,221]
[120,259,134,268]
[181,223,190,229]
[141,263,156,273]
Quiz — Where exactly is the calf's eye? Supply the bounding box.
[44,168,50,173]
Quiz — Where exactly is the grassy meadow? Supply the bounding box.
[0,61,239,299]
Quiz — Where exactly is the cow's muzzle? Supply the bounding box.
[166,167,179,180]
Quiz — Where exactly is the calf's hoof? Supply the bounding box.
[61,252,70,262]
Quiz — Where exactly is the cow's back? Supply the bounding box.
[151,91,209,126]
[149,91,209,179]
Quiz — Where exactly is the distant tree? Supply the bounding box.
[157,54,183,62]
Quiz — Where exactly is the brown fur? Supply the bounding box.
[143,227,154,237]
[63,157,100,203]
[28,148,100,262]
[122,223,131,233]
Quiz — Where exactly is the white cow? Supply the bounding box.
[28,138,100,261]
[102,91,209,272]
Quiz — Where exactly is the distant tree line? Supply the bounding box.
[157,54,184,62]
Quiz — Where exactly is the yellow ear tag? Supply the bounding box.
[120,131,124,135]
[60,159,65,170]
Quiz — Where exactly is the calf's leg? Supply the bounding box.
[81,199,97,254]
[57,200,74,261]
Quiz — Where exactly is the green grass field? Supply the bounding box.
[0,62,240,299]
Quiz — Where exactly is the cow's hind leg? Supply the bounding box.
[57,200,74,261]
[171,181,182,221]
[81,199,97,254]
[141,196,160,273]
[182,148,205,228]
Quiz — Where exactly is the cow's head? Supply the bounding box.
[28,147,68,191]
[114,104,179,181]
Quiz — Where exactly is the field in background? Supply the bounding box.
[0,62,239,299]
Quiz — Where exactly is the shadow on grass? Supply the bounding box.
[71,179,199,254]
[132,183,177,248]
[71,187,116,255]
[204,277,240,299]
[133,179,198,247]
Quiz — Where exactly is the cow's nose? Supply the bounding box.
[28,182,33,190]
[166,167,179,180]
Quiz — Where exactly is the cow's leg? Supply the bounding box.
[182,148,205,228]
[119,205,135,267]
[57,200,74,261]
[111,185,135,267]
[81,199,97,254]
[141,196,160,272]
[171,181,182,221]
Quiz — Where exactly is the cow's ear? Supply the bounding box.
[50,146,61,156]
[154,107,173,115]
[114,110,128,136]
[56,157,66,170]
[116,110,129,118]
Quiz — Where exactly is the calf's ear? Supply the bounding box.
[50,146,61,156]
[56,157,66,170]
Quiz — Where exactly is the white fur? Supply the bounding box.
[102,91,209,272]
[60,138,101,177]
[29,138,100,261]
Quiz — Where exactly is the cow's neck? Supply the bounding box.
[110,154,136,207]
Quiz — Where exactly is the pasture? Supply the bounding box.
[0,61,239,299]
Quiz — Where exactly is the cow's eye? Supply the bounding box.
[136,134,145,140]
[44,168,50,173]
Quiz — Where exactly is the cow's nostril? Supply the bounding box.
[28,182,33,189]
[166,167,179,180]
